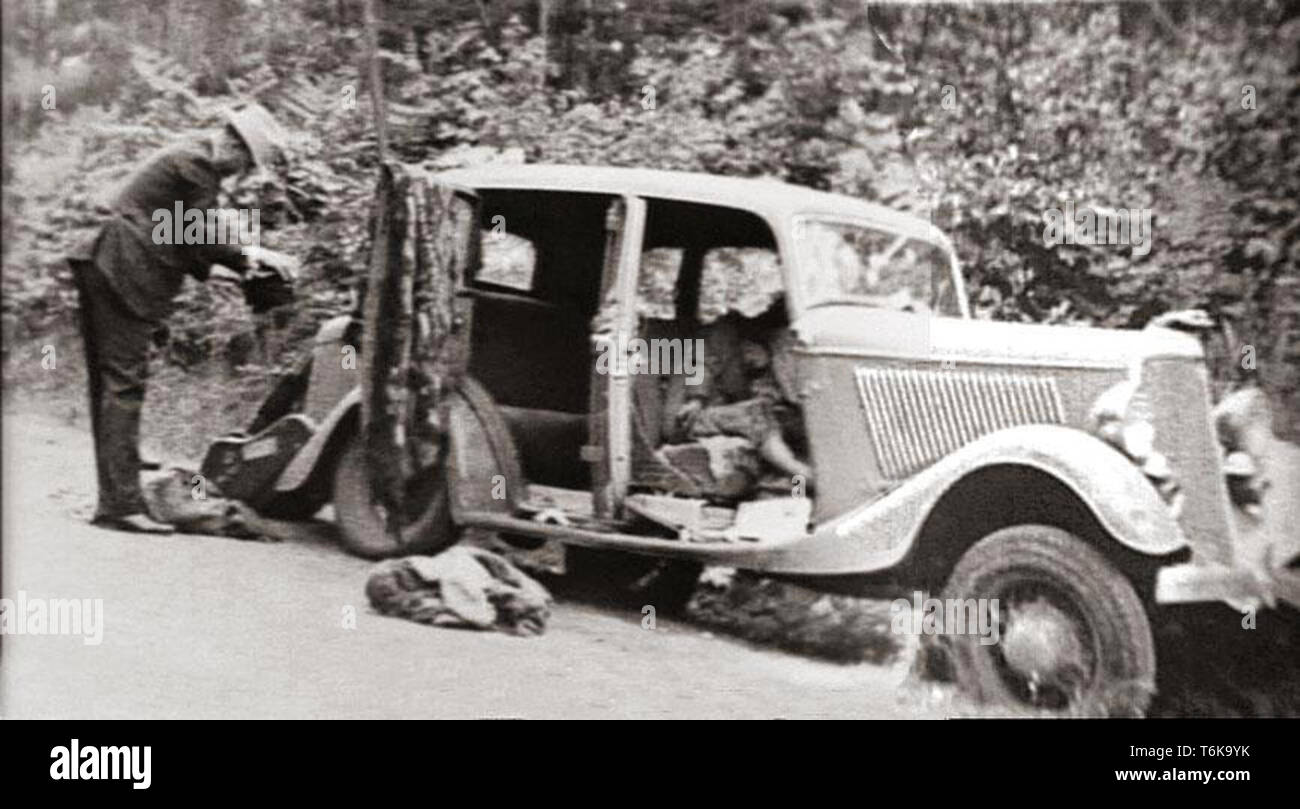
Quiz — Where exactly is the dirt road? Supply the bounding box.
[0,410,931,719]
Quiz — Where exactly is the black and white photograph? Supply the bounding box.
[1,0,1297,763]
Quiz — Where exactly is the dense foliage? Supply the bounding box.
[3,0,1297,436]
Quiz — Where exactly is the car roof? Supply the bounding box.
[434,163,939,240]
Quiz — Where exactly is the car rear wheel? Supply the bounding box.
[332,433,456,559]
[939,524,1156,716]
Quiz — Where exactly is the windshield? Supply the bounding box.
[794,219,963,316]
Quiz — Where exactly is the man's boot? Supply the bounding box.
[91,512,175,535]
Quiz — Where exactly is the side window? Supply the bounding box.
[697,247,783,324]
[476,230,536,292]
[639,198,785,325]
[638,247,682,320]
[474,189,615,310]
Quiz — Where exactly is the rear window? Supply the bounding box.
[476,231,536,292]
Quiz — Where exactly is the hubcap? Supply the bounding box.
[992,586,1098,709]
[1003,597,1085,680]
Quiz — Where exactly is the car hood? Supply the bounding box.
[793,305,1204,369]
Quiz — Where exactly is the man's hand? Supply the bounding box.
[676,397,704,422]
[243,246,300,282]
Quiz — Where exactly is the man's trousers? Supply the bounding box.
[70,259,156,519]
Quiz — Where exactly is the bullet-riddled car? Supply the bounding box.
[207,164,1294,715]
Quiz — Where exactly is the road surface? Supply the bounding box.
[1,410,932,719]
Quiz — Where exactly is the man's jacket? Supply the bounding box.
[69,135,250,322]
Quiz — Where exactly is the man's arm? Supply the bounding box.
[196,239,251,276]
[158,149,251,278]
[172,161,295,281]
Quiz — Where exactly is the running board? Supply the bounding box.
[519,484,596,519]
[515,487,809,544]
[456,510,802,566]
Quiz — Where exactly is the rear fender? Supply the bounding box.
[446,378,526,519]
[275,378,526,517]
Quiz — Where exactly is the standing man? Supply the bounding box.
[67,103,297,533]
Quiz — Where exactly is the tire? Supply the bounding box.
[332,433,456,559]
[938,525,1156,716]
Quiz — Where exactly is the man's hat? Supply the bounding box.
[224,103,287,168]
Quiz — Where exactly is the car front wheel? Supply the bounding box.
[939,524,1156,716]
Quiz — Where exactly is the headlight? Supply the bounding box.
[1141,450,1171,480]
[1223,450,1267,512]
[1212,389,1271,512]
[1222,451,1257,478]
[1121,422,1156,462]
[1089,383,1180,511]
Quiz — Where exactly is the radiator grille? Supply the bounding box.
[855,367,1065,479]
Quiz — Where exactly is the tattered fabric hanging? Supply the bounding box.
[359,163,478,542]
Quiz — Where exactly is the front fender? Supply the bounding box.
[763,424,1189,576]
[274,386,361,492]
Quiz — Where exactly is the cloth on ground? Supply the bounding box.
[365,546,552,636]
[142,466,331,543]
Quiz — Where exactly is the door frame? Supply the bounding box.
[588,194,647,517]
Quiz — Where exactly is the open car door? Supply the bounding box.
[360,162,481,543]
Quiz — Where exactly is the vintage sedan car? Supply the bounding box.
[206,163,1295,714]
